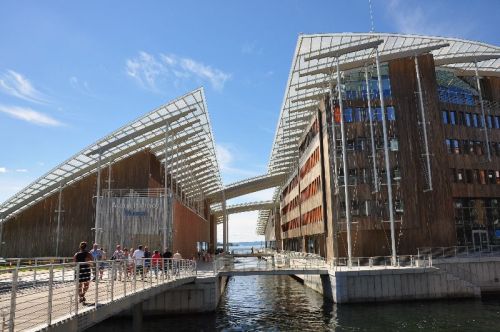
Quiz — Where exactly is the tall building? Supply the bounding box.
[260,33,500,260]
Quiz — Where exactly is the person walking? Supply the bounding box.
[144,246,151,275]
[74,242,93,304]
[151,250,162,279]
[173,250,182,276]
[89,243,104,281]
[111,244,125,281]
[133,245,145,279]
[162,248,173,277]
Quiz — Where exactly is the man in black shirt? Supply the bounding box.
[162,248,172,276]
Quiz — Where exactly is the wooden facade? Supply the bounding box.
[1,149,212,258]
[272,53,500,260]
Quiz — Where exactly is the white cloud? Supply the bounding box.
[0,104,64,126]
[69,76,95,97]
[384,0,474,38]
[0,70,49,104]
[126,51,231,92]
[15,169,28,173]
[216,143,259,179]
[0,167,6,173]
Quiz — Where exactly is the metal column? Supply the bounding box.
[328,77,340,195]
[94,152,102,245]
[163,120,170,252]
[414,56,433,191]
[375,48,397,265]
[55,183,64,257]
[221,190,228,252]
[336,57,352,267]
[474,61,491,161]
[364,65,379,192]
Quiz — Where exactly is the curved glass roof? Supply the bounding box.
[257,32,500,235]
[0,87,222,221]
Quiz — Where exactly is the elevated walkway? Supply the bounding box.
[211,200,275,218]
[206,173,286,202]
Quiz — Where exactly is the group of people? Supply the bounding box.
[73,241,183,304]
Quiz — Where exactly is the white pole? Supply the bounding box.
[94,152,102,245]
[375,48,396,265]
[55,183,63,257]
[328,74,340,195]
[222,190,228,252]
[364,65,379,192]
[336,57,352,267]
[164,120,169,252]
[414,56,433,191]
[474,61,491,161]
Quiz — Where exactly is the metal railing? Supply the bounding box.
[330,254,433,271]
[1,258,196,331]
[214,252,328,273]
[417,245,500,259]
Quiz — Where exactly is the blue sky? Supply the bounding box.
[0,0,499,242]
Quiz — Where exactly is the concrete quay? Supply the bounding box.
[297,258,500,303]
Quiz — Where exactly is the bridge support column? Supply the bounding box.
[132,302,143,332]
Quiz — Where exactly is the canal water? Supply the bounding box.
[94,257,500,331]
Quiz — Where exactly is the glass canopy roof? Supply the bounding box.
[0,87,222,222]
[257,32,500,235]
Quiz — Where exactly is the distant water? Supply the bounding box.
[93,257,500,331]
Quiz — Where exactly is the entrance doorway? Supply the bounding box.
[472,230,489,251]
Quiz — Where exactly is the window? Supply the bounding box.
[456,169,464,183]
[395,200,404,213]
[495,116,500,129]
[375,108,383,122]
[393,167,401,181]
[473,114,479,127]
[488,170,496,184]
[452,139,460,154]
[475,141,483,155]
[496,171,500,184]
[473,169,480,184]
[457,112,465,126]
[449,111,457,125]
[462,140,471,154]
[465,169,473,184]
[479,170,486,184]
[442,110,449,124]
[445,139,451,153]
[354,108,364,122]
[390,138,399,151]
[355,137,366,151]
[387,106,396,121]
[344,108,353,123]
[487,115,493,129]
[465,113,471,127]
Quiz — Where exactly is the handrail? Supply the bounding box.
[1,258,197,331]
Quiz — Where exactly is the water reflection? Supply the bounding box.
[93,258,500,331]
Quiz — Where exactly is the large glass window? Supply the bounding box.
[375,108,383,122]
[494,116,500,129]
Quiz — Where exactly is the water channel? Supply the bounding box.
[94,257,500,331]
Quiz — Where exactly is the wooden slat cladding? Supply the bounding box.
[388,54,456,254]
[483,77,500,102]
[1,149,209,258]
